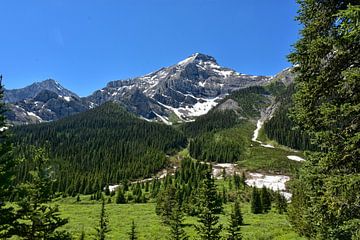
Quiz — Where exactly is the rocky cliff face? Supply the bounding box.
[5,53,283,125]
[84,53,271,123]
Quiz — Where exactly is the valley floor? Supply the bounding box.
[54,196,305,240]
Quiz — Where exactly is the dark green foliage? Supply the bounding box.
[156,185,177,224]
[14,147,70,239]
[181,110,238,138]
[274,191,287,215]
[0,77,17,239]
[95,197,109,240]
[189,132,244,163]
[128,220,138,240]
[115,187,126,204]
[264,84,314,151]
[184,86,270,163]
[195,169,223,240]
[260,186,271,213]
[12,102,187,194]
[233,200,243,226]
[287,1,360,238]
[250,187,262,214]
[226,201,243,240]
[169,204,188,240]
[77,194,81,202]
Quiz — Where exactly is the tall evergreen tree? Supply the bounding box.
[0,75,17,239]
[169,204,188,240]
[195,169,223,240]
[274,191,287,215]
[226,201,243,240]
[288,1,360,238]
[95,197,110,240]
[14,147,71,239]
[128,220,138,240]
[260,186,271,213]
[250,187,262,214]
[115,187,126,204]
[155,185,177,224]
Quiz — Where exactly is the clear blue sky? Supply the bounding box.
[1,0,300,96]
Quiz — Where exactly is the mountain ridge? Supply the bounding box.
[5,53,287,125]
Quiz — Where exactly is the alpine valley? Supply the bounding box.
[4,53,308,239]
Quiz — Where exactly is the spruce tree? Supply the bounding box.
[128,220,138,240]
[250,187,262,214]
[169,204,188,240]
[155,185,177,224]
[14,147,71,239]
[95,197,110,240]
[115,187,126,204]
[288,1,360,238]
[260,186,271,213]
[0,75,17,239]
[195,169,223,240]
[274,191,287,215]
[226,201,242,240]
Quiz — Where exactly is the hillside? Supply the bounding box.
[12,102,187,195]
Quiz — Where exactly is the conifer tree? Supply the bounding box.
[95,197,110,240]
[250,187,262,214]
[274,191,287,215]
[115,187,126,204]
[260,186,271,213]
[288,1,360,238]
[195,169,223,240]
[128,220,138,240]
[169,204,188,240]
[156,185,177,224]
[226,201,242,240]
[14,147,71,239]
[0,75,17,239]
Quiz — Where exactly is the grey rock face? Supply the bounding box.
[4,79,78,103]
[85,53,272,122]
[7,53,291,125]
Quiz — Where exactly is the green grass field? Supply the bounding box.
[54,196,305,240]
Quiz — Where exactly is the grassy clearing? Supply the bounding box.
[54,196,304,240]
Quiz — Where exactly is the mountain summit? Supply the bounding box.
[6,53,274,125]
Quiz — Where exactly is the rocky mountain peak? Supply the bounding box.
[178,53,218,66]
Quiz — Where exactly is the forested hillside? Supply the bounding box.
[264,84,314,151]
[182,86,271,163]
[12,102,187,195]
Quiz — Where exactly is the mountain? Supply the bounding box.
[6,53,271,125]
[85,53,271,122]
[4,79,78,103]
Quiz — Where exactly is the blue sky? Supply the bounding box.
[0,0,300,96]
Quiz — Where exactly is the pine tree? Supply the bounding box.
[250,187,262,214]
[260,186,271,213]
[288,1,360,238]
[14,147,71,239]
[195,169,223,240]
[115,187,126,204]
[95,197,110,240]
[128,220,138,240]
[156,185,177,224]
[226,201,242,240]
[0,75,18,239]
[169,204,188,240]
[104,185,110,196]
[274,191,287,215]
[233,200,243,226]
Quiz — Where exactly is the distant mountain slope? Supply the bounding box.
[12,102,187,194]
[6,53,271,125]
[4,79,78,103]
